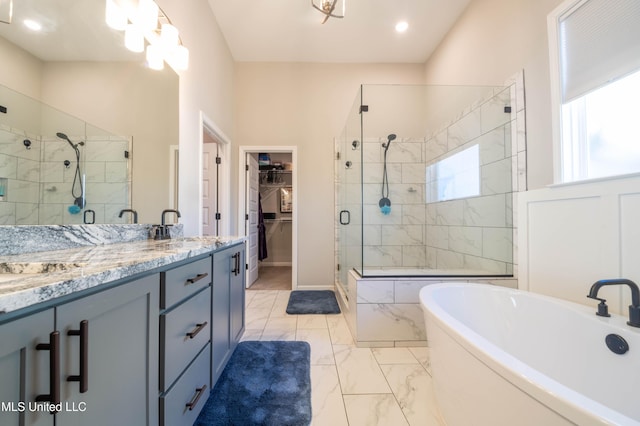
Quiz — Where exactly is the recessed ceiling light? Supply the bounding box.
[395,21,409,33]
[23,19,42,31]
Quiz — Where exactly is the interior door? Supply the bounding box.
[246,155,259,287]
[202,142,217,236]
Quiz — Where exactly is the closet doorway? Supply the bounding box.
[239,147,297,290]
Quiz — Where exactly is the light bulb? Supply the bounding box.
[124,24,144,52]
[105,0,127,30]
[171,45,189,70]
[137,0,158,32]
[146,44,164,70]
[160,23,179,48]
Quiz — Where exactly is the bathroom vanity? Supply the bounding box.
[0,235,245,426]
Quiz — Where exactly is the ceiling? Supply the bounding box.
[0,0,473,64]
[207,0,472,63]
[0,0,146,62]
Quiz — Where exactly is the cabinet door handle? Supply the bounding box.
[67,320,89,393]
[185,384,207,411]
[186,272,209,284]
[186,321,208,339]
[35,331,60,409]
[231,253,238,276]
[233,252,241,276]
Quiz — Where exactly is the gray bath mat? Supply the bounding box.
[286,290,341,314]
[194,341,311,425]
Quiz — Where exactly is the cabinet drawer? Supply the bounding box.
[161,256,212,309]
[160,287,211,390]
[160,343,211,426]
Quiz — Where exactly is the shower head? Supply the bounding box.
[56,132,84,149]
[382,133,397,151]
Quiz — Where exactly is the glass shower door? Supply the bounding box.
[336,88,363,297]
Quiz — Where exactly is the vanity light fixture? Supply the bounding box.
[105,0,127,30]
[105,0,189,71]
[124,23,144,52]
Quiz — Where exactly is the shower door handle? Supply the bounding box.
[339,210,350,225]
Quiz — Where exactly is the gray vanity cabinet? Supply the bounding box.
[0,309,55,426]
[159,255,212,426]
[55,274,159,426]
[211,243,246,384]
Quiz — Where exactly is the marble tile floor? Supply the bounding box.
[242,290,446,426]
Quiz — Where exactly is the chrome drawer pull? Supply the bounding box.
[186,321,208,339]
[186,273,208,285]
[186,384,207,411]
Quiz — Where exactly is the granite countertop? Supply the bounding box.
[0,236,244,315]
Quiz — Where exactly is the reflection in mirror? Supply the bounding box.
[0,0,179,225]
[0,84,131,225]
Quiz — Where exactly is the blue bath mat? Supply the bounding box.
[194,341,311,426]
[286,290,341,315]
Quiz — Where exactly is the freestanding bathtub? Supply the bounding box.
[419,283,640,426]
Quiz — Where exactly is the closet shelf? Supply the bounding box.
[261,183,290,188]
[259,169,292,174]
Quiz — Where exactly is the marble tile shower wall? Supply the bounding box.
[360,137,427,269]
[423,86,516,275]
[0,126,131,225]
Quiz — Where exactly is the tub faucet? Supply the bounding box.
[587,278,640,328]
[118,208,138,224]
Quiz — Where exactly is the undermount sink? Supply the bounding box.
[0,261,87,275]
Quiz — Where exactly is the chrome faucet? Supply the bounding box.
[118,208,138,224]
[587,278,640,328]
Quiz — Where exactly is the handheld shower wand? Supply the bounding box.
[382,133,396,151]
[57,132,85,211]
[379,134,397,215]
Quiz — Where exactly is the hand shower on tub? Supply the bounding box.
[56,132,86,213]
[379,134,396,215]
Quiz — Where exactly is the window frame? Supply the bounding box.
[547,0,640,184]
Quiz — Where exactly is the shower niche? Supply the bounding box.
[0,84,131,225]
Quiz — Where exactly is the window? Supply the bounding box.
[549,0,640,183]
[426,145,480,203]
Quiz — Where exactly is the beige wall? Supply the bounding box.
[157,0,236,236]
[423,0,565,189]
[0,37,42,99]
[235,63,424,287]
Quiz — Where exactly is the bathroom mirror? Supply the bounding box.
[0,0,179,225]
